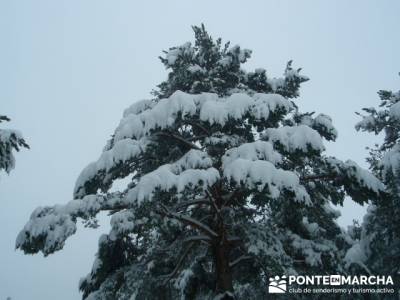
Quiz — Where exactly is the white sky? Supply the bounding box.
[1,1,399,299]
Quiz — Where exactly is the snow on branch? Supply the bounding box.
[290,232,335,267]
[381,144,400,180]
[325,158,385,195]
[74,138,150,198]
[125,150,219,205]
[0,117,29,174]
[16,193,126,256]
[222,140,282,167]
[263,125,324,154]
[114,91,293,142]
[223,158,310,203]
[295,113,338,141]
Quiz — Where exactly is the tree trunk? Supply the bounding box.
[214,242,234,299]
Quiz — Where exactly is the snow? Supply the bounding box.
[264,125,325,153]
[173,149,214,172]
[16,207,77,255]
[389,101,400,120]
[74,138,149,197]
[284,69,298,78]
[200,93,292,125]
[223,159,310,203]
[355,115,376,131]
[114,91,200,141]
[16,194,123,255]
[174,268,194,291]
[265,67,308,92]
[110,210,135,235]
[123,99,155,117]
[204,133,241,147]
[323,203,341,218]
[290,233,333,267]
[114,91,293,143]
[381,144,400,179]
[313,114,338,139]
[284,68,309,82]
[344,243,368,268]
[187,64,205,73]
[228,45,252,63]
[125,150,219,205]
[343,160,385,194]
[217,56,232,67]
[222,141,282,167]
[0,128,27,173]
[165,42,194,66]
[254,68,265,74]
[127,166,220,205]
[324,157,384,194]
[302,217,319,236]
[267,78,285,92]
[0,129,24,142]
[251,93,293,120]
[200,93,253,125]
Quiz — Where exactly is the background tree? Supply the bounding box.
[0,115,29,176]
[348,78,400,276]
[17,25,383,299]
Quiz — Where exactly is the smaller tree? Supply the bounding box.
[349,78,400,275]
[0,115,29,175]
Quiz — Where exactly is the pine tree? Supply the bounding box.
[349,78,400,275]
[16,25,384,299]
[0,115,29,175]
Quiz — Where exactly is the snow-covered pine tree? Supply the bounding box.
[16,25,384,299]
[348,79,400,275]
[0,115,29,175]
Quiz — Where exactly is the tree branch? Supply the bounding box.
[154,131,201,150]
[158,204,218,238]
[205,190,220,213]
[185,120,211,136]
[162,242,195,285]
[183,235,212,244]
[300,174,343,182]
[187,134,209,142]
[174,198,211,211]
[229,255,252,268]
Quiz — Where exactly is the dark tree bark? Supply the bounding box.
[213,241,234,299]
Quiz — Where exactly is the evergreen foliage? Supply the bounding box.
[0,115,29,175]
[350,79,400,276]
[17,25,383,299]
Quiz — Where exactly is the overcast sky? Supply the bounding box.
[1,1,400,299]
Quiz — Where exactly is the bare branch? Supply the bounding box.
[158,204,218,238]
